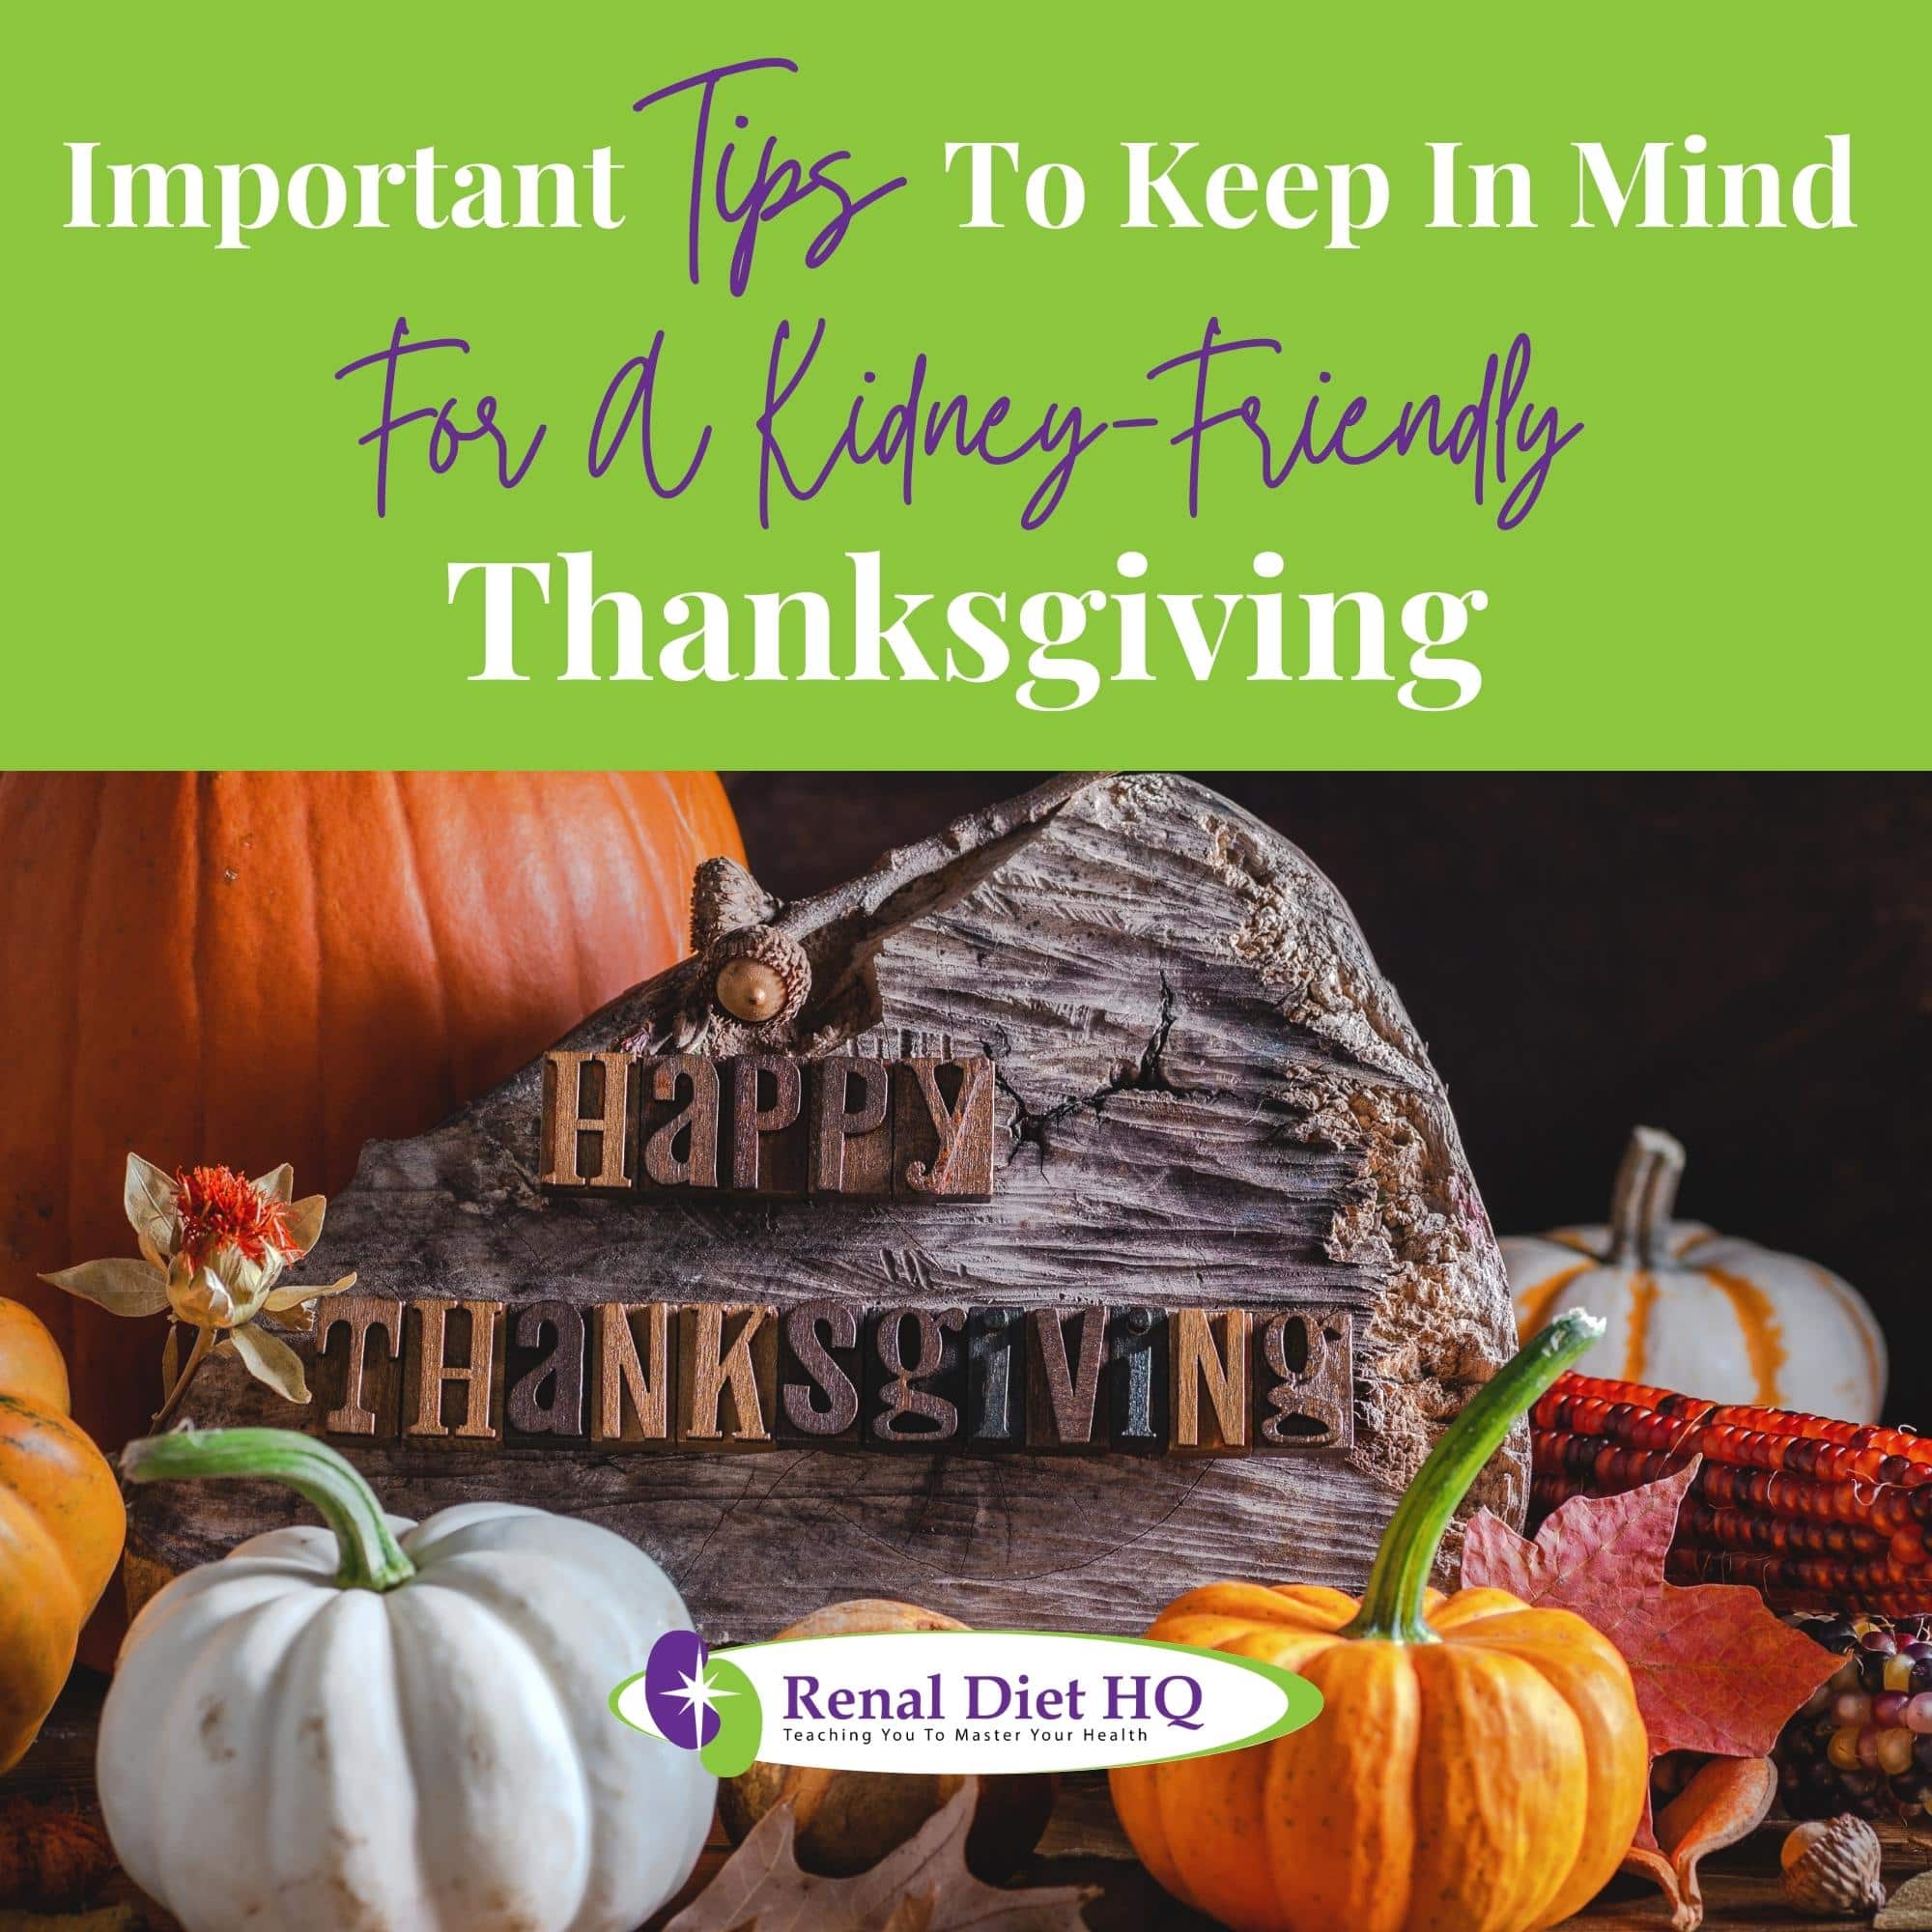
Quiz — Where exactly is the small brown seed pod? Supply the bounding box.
[709,925,810,1027]
[1779,1813,1886,1916]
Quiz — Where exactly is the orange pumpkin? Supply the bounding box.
[1111,1312,1649,1932]
[0,1296,124,1770]
[0,772,741,1455]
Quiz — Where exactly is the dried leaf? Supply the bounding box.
[252,1163,295,1204]
[264,1270,356,1313]
[0,1908,143,1932]
[0,1796,119,1909]
[228,1321,310,1404]
[1619,1756,1777,1932]
[1877,1867,1932,1927]
[37,1259,170,1318]
[668,1779,1093,1932]
[1462,1461,1837,1763]
[122,1151,177,1254]
[281,1191,325,1254]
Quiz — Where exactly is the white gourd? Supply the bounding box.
[98,1429,715,1932]
[1504,1126,1886,1419]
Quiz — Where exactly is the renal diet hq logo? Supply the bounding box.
[611,1628,1321,1777]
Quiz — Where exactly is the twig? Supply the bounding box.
[150,1326,213,1431]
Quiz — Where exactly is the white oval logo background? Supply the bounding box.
[616,1629,1321,1775]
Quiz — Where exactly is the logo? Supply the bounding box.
[621,1630,763,1776]
[613,1629,1321,1777]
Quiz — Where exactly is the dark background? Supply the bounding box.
[724,772,1931,1423]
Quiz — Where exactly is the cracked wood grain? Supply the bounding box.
[124,774,1520,1641]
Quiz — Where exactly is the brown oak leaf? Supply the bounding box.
[667,1778,1094,1932]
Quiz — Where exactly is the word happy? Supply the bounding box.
[540,1050,997,1201]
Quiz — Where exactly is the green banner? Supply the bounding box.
[10,2,1921,768]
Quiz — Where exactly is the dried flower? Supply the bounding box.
[40,1152,356,1425]
[172,1163,301,1276]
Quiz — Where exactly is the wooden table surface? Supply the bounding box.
[7,1672,1924,1931]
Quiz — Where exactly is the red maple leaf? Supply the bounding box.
[1461,1459,1838,1845]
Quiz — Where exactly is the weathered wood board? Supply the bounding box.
[126,773,1521,1640]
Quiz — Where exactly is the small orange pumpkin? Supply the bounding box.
[1111,1312,1648,1932]
[0,1296,124,1770]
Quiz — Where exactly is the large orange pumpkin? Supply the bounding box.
[0,1295,123,1768]
[0,773,741,1456]
[1111,1312,1649,1932]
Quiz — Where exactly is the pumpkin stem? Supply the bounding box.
[1606,1126,1687,1267]
[121,1426,416,1593]
[1344,1310,1605,1644]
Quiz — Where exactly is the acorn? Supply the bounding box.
[1779,1813,1887,1916]
[710,925,810,1028]
[715,957,787,1023]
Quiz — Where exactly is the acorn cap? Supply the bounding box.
[691,858,781,952]
[1779,1813,1886,1916]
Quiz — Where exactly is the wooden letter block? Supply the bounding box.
[1254,1308,1355,1453]
[965,1307,1026,1450]
[312,1294,404,1437]
[591,1302,674,1447]
[677,1304,779,1449]
[505,1299,586,1440]
[1026,1306,1108,1453]
[807,1059,895,1197]
[404,1299,505,1442]
[1107,1306,1169,1454]
[777,1301,862,1445]
[727,1057,807,1196]
[1169,1308,1251,1456]
[639,1056,723,1191]
[893,1058,996,1201]
[867,1306,966,1447]
[540,1051,637,1191]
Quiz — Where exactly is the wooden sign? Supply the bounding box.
[543,1050,997,1202]
[126,775,1521,1643]
[310,1294,1353,1458]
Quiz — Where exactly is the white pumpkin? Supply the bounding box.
[1505,1125,1886,1420]
[99,1428,715,1932]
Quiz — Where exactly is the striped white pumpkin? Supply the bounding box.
[1505,1126,1886,1421]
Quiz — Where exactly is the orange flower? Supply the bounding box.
[41,1152,357,1424]
[172,1164,302,1275]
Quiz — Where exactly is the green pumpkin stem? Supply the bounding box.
[1344,1310,1605,1644]
[121,1426,415,1593]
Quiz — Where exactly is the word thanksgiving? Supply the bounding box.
[309,1293,1356,1460]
